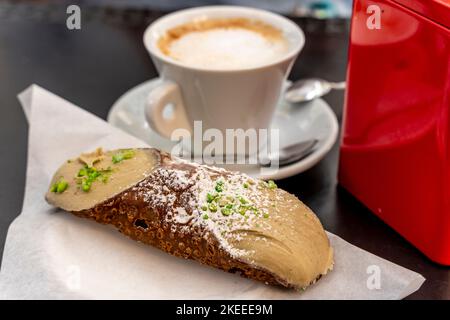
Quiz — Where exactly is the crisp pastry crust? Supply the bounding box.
[46,148,333,289]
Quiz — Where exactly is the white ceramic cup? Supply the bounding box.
[143,6,304,147]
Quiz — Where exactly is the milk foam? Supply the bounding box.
[167,28,289,70]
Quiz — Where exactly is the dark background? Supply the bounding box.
[0,2,449,299]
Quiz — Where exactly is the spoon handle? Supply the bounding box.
[329,81,346,90]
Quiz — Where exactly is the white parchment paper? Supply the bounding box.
[0,85,425,299]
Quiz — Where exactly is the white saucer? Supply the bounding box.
[107,78,339,180]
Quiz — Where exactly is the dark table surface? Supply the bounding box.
[0,3,449,300]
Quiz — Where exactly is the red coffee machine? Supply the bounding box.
[339,0,450,264]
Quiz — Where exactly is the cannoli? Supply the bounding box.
[46,148,333,289]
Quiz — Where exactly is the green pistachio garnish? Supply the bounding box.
[112,149,135,164]
[57,182,68,193]
[243,183,249,189]
[263,213,269,219]
[204,181,264,219]
[51,178,68,194]
[267,180,277,189]
[238,206,247,216]
[77,167,88,177]
[201,205,208,211]
[206,193,217,203]
[203,214,209,220]
[247,205,260,216]
[76,165,112,192]
[221,207,232,216]
[215,180,224,192]
[208,203,218,212]
[238,196,248,204]
[82,181,91,192]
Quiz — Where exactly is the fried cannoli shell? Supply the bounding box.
[46,148,333,289]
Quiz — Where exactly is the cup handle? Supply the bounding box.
[145,80,191,139]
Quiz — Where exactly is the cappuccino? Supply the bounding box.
[158,18,289,70]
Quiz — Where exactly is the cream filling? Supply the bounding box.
[45,148,160,212]
[222,189,333,288]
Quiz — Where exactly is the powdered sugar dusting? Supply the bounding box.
[130,158,284,259]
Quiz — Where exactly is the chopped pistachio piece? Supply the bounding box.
[215,180,224,192]
[112,153,123,164]
[203,214,209,220]
[56,181,68,193]
[208,203,218,212]
[267,180,277,189]
[82,182,91,192]
[238,206,247,216]
[238,196,248,204]
[221,207,232,216]
[77,168,87,177]
[122,149,135,159]
[51,178,68,194]
[112,149,135,164]
[206,193,216,203]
